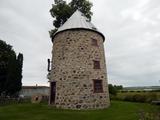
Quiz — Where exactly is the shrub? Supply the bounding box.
[120,90,128,93]
[112,92,159,103]
[138,110,160,120]
[132,94,146,102]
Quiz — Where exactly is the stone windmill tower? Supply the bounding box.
[49,10,110,109]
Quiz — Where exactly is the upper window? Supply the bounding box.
[91,38,98,46]
[93,80,103,93]
[93,60,100,69]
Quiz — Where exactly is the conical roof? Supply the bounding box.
[53,10,105,41]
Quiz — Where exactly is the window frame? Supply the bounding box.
[93,60,100,69]
[93,79,103,93]
[91,38,98,46]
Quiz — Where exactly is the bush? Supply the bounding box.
[146,93,158,102]
[0,97,31,106]
[120,90,128,93]
[112,92,159,103]
[132,94,146,102]
[138,110,160,120]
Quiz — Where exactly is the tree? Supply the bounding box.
[0,40,15,96]
[5,53,17,96]
[0,40,23,97]
[108,84,123,96]
[108,84,117,95]
[69,0,93,21]
[50,0,73,28]
[16,53,23,94]
[114,85,123,91]
[49,0,93,37]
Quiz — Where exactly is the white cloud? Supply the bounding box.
[158,14,160,19]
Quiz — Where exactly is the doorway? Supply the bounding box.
[50,81,56,104]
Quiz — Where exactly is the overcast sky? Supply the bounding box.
[0,0,160,87]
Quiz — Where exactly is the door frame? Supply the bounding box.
[49,81,56,105]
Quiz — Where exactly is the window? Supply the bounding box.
[93,60,100,69]
[93,80,103,93]
[91,38,98,46]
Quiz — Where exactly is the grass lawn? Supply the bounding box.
[0,101,159,120]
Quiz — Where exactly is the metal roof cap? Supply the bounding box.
[52,10,105,41]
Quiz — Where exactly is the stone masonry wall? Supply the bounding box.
[50,29,110,109]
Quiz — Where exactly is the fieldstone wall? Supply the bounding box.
[50,29,110,109]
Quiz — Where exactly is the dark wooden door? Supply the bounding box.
[50,82,56,104]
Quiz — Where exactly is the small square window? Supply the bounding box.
[93,80,103,93]
[91,38,98,46]
[93,60,100,69]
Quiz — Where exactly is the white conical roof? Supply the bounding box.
[53,10,105,40]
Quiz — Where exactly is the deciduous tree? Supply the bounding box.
[49,0,93,37]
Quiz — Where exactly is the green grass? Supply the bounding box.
[0,101,159,120]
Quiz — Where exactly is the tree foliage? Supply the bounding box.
[69,0,93,21]
[49,0,93,37]
[108,84,123,96]
[0,40,23,97]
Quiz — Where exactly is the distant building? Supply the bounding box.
[49,10,110,109]
[20,86,49,97]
